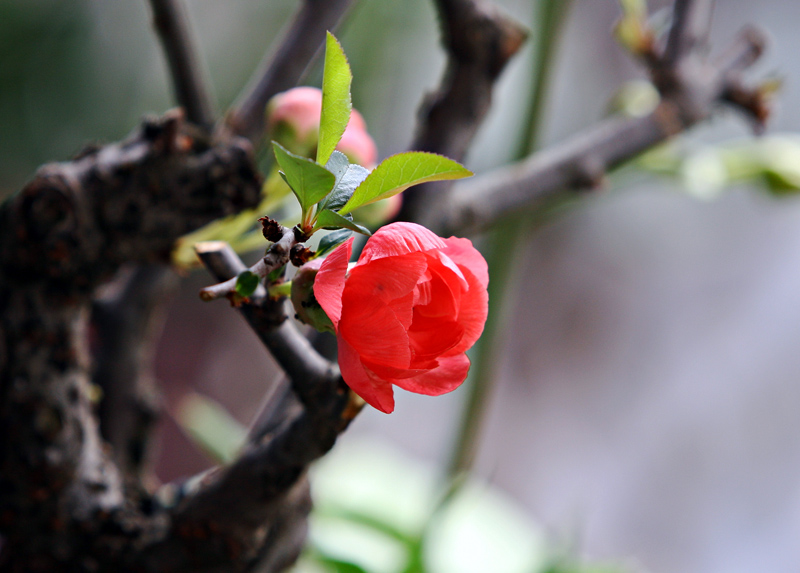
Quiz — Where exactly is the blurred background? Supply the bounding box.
[3,1,800,571]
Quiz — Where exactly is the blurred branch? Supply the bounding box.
[92,264,177,478]
[0,110,261,569]
[427,4,770,235]
[148,0,216,129]
[662,0,714,66]
[224,0,357,144]
[399,0,528,222]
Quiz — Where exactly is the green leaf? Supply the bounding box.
[176,392,247,464]
[267,264,286,283]
[272,141,336,212]
[316,229,354,257]
[321,151,371,211]
[316,32,352,166]
[314,209,371,236]
[235,270,260,298]
[339,152,473,215]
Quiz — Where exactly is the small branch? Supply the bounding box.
[223,0,357,143]
[662,0,715,65]
[398,0,527,222]
[136,242,355,568]
[197,227,296,301]
[148,0,216,130]
[196,242,339,409]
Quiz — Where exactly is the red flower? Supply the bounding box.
[313,222,489,413]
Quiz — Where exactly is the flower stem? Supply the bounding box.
[445,0,573,480]
[267,281,292,298]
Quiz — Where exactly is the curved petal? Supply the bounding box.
[359,222,446,264]
[443,266,488,357]
[392,354,471,396]
[314,238,353,330]
[409,313,463,363]
[346,253,427,303]
[442,237,489,289]
[339,293,411,368]
[338,336,395,413]
[338,253,427,368]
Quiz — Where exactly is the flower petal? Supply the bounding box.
[338,336,395,413]
[392,354,471,396]
[443,266,488,357]
[442,237,489,289]
[314,238,353,330]
[359,222,446,264]
[338,254,427,368]
[409,313,464,363]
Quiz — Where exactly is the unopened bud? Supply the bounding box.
[266,86,378,167]
[290,259,335,332]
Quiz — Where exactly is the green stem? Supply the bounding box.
[516,0,574,160]
[267,281,292,298]
[445,0,573,481]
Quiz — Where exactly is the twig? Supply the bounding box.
[196,242,339,408]
[663,0,715,65]
[135,242,354,569]
[198,227,297,301]
[223,0,357,143]
[148,0,216,129]
[398,0,528,222]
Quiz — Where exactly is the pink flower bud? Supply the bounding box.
[266,87,378,167]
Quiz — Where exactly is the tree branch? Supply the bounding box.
[148,0,216,129]
[663,0,715,65]
[0,110,261,569]
[398,0,528,223]
[426,6,770,235]
[223,0,357,144]
[92,264,177,478]
[129,242,356,570]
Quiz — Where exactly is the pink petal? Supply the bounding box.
[442,237,489,289]
[392,354,471,396]
[339,293,411,368]
[408,313,464,363]
[338,254,427,368]
[362,359,431,381]
[338,336,395,413]
[314,238,353,330]
[359,222,446,264]
[346,253,427,302]
[442,266,488,357]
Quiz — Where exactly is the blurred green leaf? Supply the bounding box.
[317,32,353,166]
[273,141,336,212]
[235,270,260,298]
[176,392,247,464]
[339,152,472,215]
